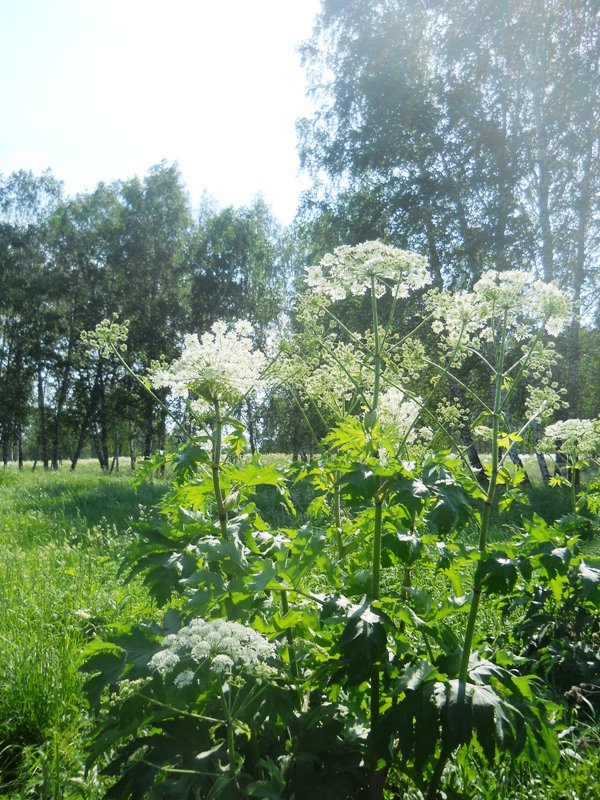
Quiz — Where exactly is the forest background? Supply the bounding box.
[0,0,598,470]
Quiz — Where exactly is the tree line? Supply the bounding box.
[0,164,289,468]
[0,0,598,468]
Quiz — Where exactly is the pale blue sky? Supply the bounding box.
[0,0,320,222]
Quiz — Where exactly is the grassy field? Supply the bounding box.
[0,462,166,799]
[0,460,597,798]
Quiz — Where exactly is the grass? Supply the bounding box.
[0,462,166,798]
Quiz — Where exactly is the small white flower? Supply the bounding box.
[378,387,422,444]
[211,654,234,674]
[150,617,277,683]
[148,650,180,676]
[542,418,600,461]
[174,670,195,688]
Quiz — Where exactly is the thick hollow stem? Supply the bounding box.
[280,590,299,680]
[211,399,229,540]
[371,276,381,411]
[369,275,384,787]
[458,318,506,683]
[333,480,344,559]
[426,747,452,800]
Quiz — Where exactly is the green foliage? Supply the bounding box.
[81,249,598,799]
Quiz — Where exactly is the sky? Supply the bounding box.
[0,0,321,224]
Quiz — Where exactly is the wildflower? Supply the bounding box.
[542,418,600,461]
[377,387,422,443]
[305,242,431,302]
[148,618,276,682]
[427,271,571,350]
[174,670,195,688]
[151,321,266,407]
[148,649,180,676]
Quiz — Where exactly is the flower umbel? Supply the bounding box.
[151,320,266,407]
[427,271,571,349]
[542,418,600,462]
[305,241,431,302]
[148,617,276,681]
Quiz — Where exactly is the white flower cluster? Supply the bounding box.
[377,387,431,444]
[305,242,431,302]
[542,418,600,461]
[148,617,276,681]
[428,271,571,349]
[151,321,266,407]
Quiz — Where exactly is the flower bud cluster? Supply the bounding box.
[150,321,266,407]
[81,315,130,357]
[305,241,431,302]
[148,617,276,682]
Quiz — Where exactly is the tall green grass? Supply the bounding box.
[0,463,165,798]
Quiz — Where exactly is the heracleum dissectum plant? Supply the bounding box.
[82,250,586,800]
[296,250,573,798]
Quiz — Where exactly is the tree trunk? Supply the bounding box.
[143,394,154,459]
[51,338,74,470]
[110,429,120,474]
[70,362,103,471]
[97,373,110,471]
[565,114,593,418]
[530,419,550,485]
[128,423,137,471]
[37,366,49,469]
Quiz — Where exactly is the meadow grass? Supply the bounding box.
[0,462,165,798]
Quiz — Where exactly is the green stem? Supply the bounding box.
[370,276,381,411]
[288,388,321,448]
[227,722,236,780]
[371,499,383,602]
[211,399,229,540]
[458,313,507,684]
[426,747,452,800]
[570,473,577,514]
[333,479,344,559]
[369,275,383,783]
[280,590,299,680]
[219,682,238,783]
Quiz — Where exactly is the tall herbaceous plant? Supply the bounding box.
[82,244,599,800]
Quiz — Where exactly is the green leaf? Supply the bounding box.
[81,644,126,710]
[337,600,388,684]
[427,482,472,535]
[336,463,377,503]
[381,532,423,566]
[479,553,518,595]
[398,659,439,692]
[227,462,285,490]
[172,442,210,481]
[471,684,499,762]
[579,561,600,606]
